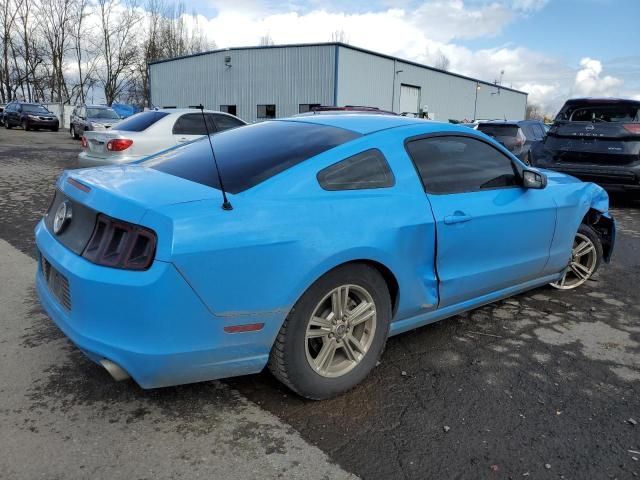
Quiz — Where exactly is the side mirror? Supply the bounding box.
[523,169,547,189]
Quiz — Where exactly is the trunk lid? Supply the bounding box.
[59,165,220,223]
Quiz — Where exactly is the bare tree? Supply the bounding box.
[0,0,23,102]
[135,0,211,107]
[69,0,97,104]
[259,34,273,46]
[526,103,545,120]
[434,51,450,71]
[330,29,348,44]
[96,0,140,105]
[38,0,73,103]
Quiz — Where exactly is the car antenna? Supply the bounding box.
[197,104,233,211]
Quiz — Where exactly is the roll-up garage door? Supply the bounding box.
[399,84,421,115]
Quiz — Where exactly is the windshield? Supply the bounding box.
[22,104,49,114]
[87,108,120,120]
[556,103,640,123]
[145,120,361,193]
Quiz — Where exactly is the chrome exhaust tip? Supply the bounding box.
[100,359,131,381]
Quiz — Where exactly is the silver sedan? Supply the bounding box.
[77,108,246,167]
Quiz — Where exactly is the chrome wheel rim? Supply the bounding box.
[305,284,377,378]
[551,232,597,290]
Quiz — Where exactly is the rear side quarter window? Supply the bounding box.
[317,149,395,191]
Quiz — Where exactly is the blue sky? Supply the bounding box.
[176,0,640,113]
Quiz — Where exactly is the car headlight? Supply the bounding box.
[28,114,39,119]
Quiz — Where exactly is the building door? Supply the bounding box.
[399,84,421,116]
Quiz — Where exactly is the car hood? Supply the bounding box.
[59,165,222,224]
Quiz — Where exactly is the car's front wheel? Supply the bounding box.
[70,125,79,139]
[22,119,30,131]
[550,223,602,290]
[269,264,391,400]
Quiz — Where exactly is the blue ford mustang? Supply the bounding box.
[35,114,615,399]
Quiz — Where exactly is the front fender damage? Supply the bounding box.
[583,185,616,263]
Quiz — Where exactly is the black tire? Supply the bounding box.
[70,125,79,139]
[5,121,11,129]
[51,126,59,132]
[268,263,391,400]
[22,119,30,131]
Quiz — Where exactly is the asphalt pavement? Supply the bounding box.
[0,127,639,479]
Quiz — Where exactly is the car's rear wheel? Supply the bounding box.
[550,224,602,290]
[22,119,29,131]
[268,264,391,400]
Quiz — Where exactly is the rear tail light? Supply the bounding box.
[623,124,640,134]
[82,214,157,270]
[81,136,88,148]
[106,139,133,151]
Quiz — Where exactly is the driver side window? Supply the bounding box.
[405,136,518,194]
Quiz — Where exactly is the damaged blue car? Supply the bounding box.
[35,114,615,399]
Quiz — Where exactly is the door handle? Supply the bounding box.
[444,213,472,225]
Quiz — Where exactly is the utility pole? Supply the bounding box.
[473,82,481,121]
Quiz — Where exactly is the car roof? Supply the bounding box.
[153,108,229,114]
[565,97,640,105]
[280,114,428,135]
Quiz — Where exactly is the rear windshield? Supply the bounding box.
[114,111,169,132]
[87,108,120,120]
[477,124,519,137]
[145,120,361,193]
[556,103,640,123]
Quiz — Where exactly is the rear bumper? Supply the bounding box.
[35,220,276,388]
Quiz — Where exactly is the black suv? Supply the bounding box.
[4,102,59,131]
[476,120,547,165]
[531,98,640,194]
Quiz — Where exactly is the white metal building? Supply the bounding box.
[149,43,528,124]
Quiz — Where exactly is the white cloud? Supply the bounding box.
[67,0,639,115]
[510,0,550,12]
[573,57,624,97]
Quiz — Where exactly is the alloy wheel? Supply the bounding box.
[550,232,598,289]
[305,284,377,378]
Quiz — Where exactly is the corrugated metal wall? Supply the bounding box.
[336,46,527,121]
[150,43,528,124]
[150,45,336,123]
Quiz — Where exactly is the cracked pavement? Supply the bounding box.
[1,128,639,479]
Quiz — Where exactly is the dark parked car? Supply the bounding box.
[531,98,640,195]
[4,102,59,131]
[476,120,547,165]
[70,105,122,139]
[0,103,5,126]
